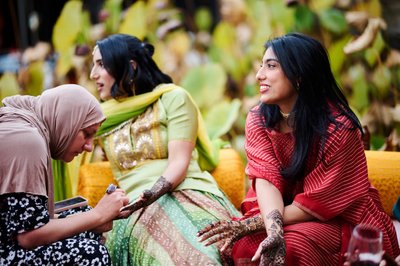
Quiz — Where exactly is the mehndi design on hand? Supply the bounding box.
[259,209,286,266]
[197,215,264,256]
[120,176,172,213]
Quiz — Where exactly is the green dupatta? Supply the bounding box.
[97,83,219,171]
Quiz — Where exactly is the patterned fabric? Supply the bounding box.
[0,193,111,266]
[233,108,400,265]
[106,190,238,265]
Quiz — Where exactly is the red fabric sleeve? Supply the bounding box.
[244,109,287,194]
[293,117,369,221]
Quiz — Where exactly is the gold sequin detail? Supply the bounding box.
[104,104,167,171]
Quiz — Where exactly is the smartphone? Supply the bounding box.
[54,196,88,213]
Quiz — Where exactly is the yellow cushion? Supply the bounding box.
[211,148,246,209]
[78,161,115,207]
[77,148,246,209]
[365,150,400,217]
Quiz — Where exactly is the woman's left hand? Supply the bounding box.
[120,176,173,214]
[252,209,286,266]
[118,191,151,214]
[252,233,286,266]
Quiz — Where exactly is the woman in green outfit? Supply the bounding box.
[90,34,239,265]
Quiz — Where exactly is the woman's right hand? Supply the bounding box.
[93,188,129,222]
[197,215,265,256]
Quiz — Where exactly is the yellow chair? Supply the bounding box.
[78,148,246,209]
[365,150,400,217]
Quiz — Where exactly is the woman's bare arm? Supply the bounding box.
[17,189,128,249]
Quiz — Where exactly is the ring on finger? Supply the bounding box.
[106,183,117,194]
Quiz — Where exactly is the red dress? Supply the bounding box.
[232,108,400,265]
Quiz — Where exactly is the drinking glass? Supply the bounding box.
[347,224,383,266]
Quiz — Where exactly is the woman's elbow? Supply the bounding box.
[17,230,48,250]
[17,232,38,249]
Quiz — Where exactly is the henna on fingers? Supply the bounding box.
[198,215,265,256]
[120,176,172,212]
[259,209,286,266]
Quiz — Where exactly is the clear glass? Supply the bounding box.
[347,224,383,266]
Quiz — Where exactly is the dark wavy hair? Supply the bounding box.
[257,32,363,181]
[96,34,172,98]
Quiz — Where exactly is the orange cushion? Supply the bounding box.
[211,148,246,209]
[365,150,400,217]
[77,161,115,207]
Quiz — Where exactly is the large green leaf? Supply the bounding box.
[309,0,336,10]
[105,0,123,34]
[118,1,147,39]
[195,7,213,32]
[0,73,20,105]
[211,22,236,53]
[348,64,370,113]
[371,65,391,98]
[371,134,386,150]
[328,35,352,76]
[25,61,44,96]
[179,63,227,110]
[319,8,347,35]
[204,99,242,140]
[365,32,386,67]
[52,1,82,53]
[293,5,317,33]
[209,22,249,82]
[251,0,293,32]
[52,0,83,77]
[55,47,75,77]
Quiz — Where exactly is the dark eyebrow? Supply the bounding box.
[265,58,279,63]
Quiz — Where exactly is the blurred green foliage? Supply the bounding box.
[1,0,399,151]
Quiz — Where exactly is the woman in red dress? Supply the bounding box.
[197,33,400,265]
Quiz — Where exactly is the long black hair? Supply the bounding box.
[258,32,363,181]
[96,34,172,98]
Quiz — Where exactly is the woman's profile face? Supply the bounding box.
[256,47,298,113]
[90,47,115,101]
[60,123,101,162]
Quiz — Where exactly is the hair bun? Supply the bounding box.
[142,42,154,56]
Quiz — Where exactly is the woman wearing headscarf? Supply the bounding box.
[197,33,399,265]
[89,34,239,265]
[0,84,130,265]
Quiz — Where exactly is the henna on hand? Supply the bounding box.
[142,176,172,204]
[120,176,172,213]
[197,215,264,255]
[259,209,285,266]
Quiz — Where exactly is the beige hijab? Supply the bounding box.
[0,84,105,217]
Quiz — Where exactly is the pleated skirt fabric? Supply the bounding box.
[106,190,239,266]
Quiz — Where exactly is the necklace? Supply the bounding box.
[279,110,290,119]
